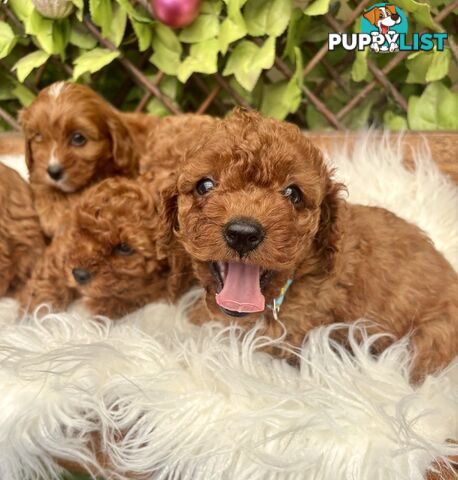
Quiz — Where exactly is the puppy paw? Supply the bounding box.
[370,43,380,52]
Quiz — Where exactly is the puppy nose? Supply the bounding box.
[72,268,91,285]
[391,13,399,20]
[47,164,64,181]
[224,218,265,256]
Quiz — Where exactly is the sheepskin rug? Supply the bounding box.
[0,133,457,480]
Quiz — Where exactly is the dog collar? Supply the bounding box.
[267,278,293,320]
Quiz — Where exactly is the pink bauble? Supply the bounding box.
[151,0,202,28]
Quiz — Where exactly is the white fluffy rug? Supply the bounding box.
[0,133,457,480]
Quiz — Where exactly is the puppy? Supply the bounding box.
[0,163,45,297]
[159,108,458,382]
[19,176,193,318]
[19,82,157,238]
[363,5,401,52]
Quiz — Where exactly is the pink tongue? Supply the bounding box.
[216,262,265,313]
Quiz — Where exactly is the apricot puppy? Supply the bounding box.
[0,164,45,297]
[19,176,193,318]
[19,82,155,238]
[159,108,458,382]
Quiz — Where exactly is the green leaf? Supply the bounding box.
[351,49,368,82]
[393,0,436,30]
[201,0,223,14]
[219,14,247,54]
[244,0,292,37]
[9,0,34,23]
[52,19,71,59]
[69,21,98,49]
[383,111,408,130]
[426,49,451,82]
[223,37,275,91]
[407,82,458,130]
[177,38,219,83]
[407,50,451,83]
[345,99,373,129]
[0,21,17,59]
[303,0,331,15]
[284,9,309,61]
[150,24,182,75]
[73,48,120,80]
[115,0,153,23]
[107,2,127,47]
[71,0,84,20]
[131,18,153,52]
[89,0,113,38]
[26,10,54,54]
[12,84,36,107]
[261,47,303,119]
[13,50,50,82]
[179,14,220,43]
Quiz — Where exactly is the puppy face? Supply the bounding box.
[162,109,342,320]
[363,5,400,33]
[20,82,135,193]
[62,177,166,308]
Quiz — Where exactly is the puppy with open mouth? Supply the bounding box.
[159,108,458,382]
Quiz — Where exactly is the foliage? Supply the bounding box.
[0,0,456,131]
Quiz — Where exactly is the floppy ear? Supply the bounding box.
[18,108,34,170]
[107,114,137,175]
[314,177,346,274]
[363,8,378,25]
[155,173,179,261]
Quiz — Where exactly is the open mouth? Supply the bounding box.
[209,261,273,317]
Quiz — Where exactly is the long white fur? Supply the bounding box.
[0,132,456,479]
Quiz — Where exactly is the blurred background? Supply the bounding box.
[0,0,456,133]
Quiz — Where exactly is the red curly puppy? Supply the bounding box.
[20,82,214,238]
[159,108,458,382]
[19,175,193,318]
[0,164,45,297]
[19,82,155,238]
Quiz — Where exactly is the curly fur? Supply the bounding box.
[20,82,215,239]
[19,176,193,318]
[161,108,458,382]
[0,164,45,297]
[19,82,157,238]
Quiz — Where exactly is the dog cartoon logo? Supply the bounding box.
[328,3,447,53]
[361,3,407,52]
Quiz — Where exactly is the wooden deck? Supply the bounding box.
[1,131,457,183]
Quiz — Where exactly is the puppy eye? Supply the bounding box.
[196,178,215,195]
[379,13,384,18]
[70,132,87,147]
[114,243,134,256]
[283,185,303,206]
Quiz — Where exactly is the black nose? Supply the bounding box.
[391,13,399,20]
[47,165,64,181]
[223,218,265,256]
[72,268,91,285]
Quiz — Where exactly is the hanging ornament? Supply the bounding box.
[150,0,202,28]
[32,0,75,19]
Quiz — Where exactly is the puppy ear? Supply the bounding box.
[107,114,137,175]
[156,173,179,261]
[363,8,377,25]
[18,108,34,170]
[314,177,346,273]
[386,5,396,15]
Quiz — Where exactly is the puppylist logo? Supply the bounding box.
[329,3,448,53]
